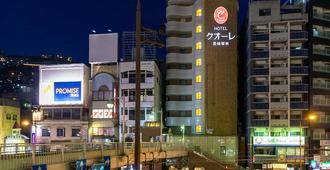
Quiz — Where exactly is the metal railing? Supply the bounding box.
[314,13,330,21]
[0,142,186,170]
[314,48,330,57]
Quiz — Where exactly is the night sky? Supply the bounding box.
[0,0,247,63]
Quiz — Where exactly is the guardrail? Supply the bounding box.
[0,142,186,170]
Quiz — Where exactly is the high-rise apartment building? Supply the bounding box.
[244,0,330,169]
[165,0,238,136]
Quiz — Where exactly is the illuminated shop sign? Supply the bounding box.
[92,109,113,119]
[54,82,81,102]
[253,136,305,146]
[206,6,236,47]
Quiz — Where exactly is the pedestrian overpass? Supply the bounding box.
[0,142,187,170]
[0,136,238,170]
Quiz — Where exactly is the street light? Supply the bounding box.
[21,120,30,127]
[299,112,317,170]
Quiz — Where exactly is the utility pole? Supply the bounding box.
[134,0,141,169]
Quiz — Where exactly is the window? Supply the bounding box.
[41,128,50,137]
[72,109,81,119]
[259,8,271,16]
[6,114,11,120]
[12,115,17,120]
[72,128,80,137]
[43,109,53,120]
[196,9,202,16]
[196,125,202,133]
[196,58,202,67]
[57,128,65,137]
[196,25,202,33]
[196,42,202,50]
[196,92,202,100]
[196,108,202,116]
[53,109,62,120]
[196,75,202,83]
[63,109,71,119]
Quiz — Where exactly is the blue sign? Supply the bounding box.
[54,82,81,102]
[32,164,47,170]
[91,163,105,170]
[76,159,87,170]
[104,156,111,170]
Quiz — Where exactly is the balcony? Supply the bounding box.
[290,31,308,40]
[251,51,269,59]
[251,33,269,41]
[290,49,308,57]
[271,32,288,42]
[251,102,269,109]
[271,67,288,76]
[271,85,288,93]
[166,5,193,17]
[251,85,269,92]
[251,68,269,76]
[290,84,309,92]
[271,102,288,110]
[290,66,308,75]
[313,133,330,140]
[314,48,330,57]
[167,37,193,48]
[166,21,192,32]
[251,120,269,126]
[314,13,330,22]
[313,65,330,74]
[313,31,330,40]
[271,50,288,59]
[290,102,308,109]
[270,119,289,127]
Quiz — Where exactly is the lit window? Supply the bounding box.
[196,9,202,16]
[196,42,202,50]
[196,125,202,133]
[196,58,202,67]
[196,25,202,33]
[196,75,202,83]
[196,92,202,100]
[196,108,202,116]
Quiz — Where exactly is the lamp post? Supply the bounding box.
[307,113,317,169]
[299,113,317,170]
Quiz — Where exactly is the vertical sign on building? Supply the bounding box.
[204,0,237,136]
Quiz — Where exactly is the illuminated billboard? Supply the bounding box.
[204,0,237,136]
[39,64,88,105]
[253,136,305,146]
[54,82,81,102]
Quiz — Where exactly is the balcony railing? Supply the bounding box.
[290,66,308,74]
[313,31,330,40]
[313,82,330,90]
[314,13,330,22]
[313,133,330,140]
[251,51,269,59]
[314,48,330,57]
[251,85,269,92]
[290,31,308,39]
[251,120,269,126]
[290,84,308,92]
[251,102,269,109]
[290,102,308,109]
[251,68,269,76]
[251,33,269,41]
[290,49,308,57]
[313,65,330,73]
[253,155,277,163]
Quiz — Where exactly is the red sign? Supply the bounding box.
[214,6,228,25]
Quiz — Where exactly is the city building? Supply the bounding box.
[244,0,330,169]
[89,33,119,142]
[34,64,90,143]
[121,31,157,61]
[165,0,238,136]
[0,54,73,138]
[0,98,20,144]
[119,61,161,141]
